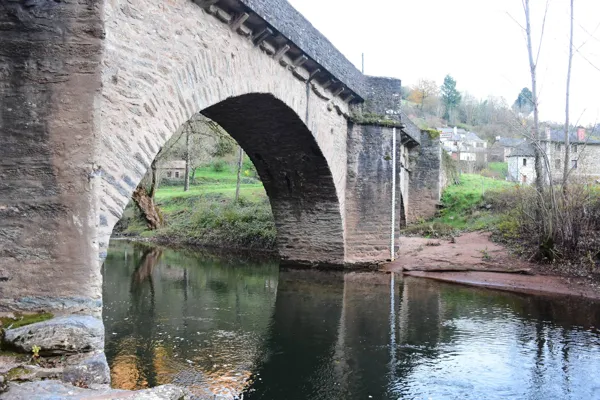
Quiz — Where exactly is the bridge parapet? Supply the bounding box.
[194,0,366,104]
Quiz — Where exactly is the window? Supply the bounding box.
[555,143,562,151]
[571,159,578,169]
[555,159,561,169]
[167,171,172,178]
[523,158,527,167]
[522,175,527,183]
[175,171,180,178]
[572,144,578,153]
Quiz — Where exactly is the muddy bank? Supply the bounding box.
[385,232,600,300]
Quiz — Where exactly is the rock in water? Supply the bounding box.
[0,381,189,400]
[2,316,103,355]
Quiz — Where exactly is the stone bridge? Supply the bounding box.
[0,0,447,324]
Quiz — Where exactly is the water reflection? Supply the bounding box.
[104,242,600,400]
[103,241,278,398]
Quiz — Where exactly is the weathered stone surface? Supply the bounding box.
[3,316,103,355]
[345,123,417,264]
[62,351,110,386]
[407,128,447,223]
[0,381,188,400]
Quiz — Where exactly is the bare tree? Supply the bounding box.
[522,0,548,194]
[563,0,574,189]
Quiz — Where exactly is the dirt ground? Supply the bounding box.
[384,232,600,300]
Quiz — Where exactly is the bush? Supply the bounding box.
[211,160,228,173]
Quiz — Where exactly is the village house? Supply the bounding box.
[506,127,600,184]
[160,160,187,180]
[439,127,488,164]
[490,137,525,162]
[507,142,536,184]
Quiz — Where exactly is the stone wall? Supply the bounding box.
[97,0,353,266]
[0,0,104,315]
[407,129,445,223]
[345,124,403,264]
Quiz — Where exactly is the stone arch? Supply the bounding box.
[95,0,351,267]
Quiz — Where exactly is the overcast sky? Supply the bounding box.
[288,0,600,126]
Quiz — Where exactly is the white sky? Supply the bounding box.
[288,0,600,126]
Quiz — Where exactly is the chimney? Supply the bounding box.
[577,127,585,141]
[545,127,551,141]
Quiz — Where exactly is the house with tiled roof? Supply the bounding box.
[507,127,600,184]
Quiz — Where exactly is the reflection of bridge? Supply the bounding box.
[1,0,449,384]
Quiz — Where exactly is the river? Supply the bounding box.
[103,241,600,399]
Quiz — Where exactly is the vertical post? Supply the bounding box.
[234,145,243,203]
[391,127,397,260]
[361,53,365,74]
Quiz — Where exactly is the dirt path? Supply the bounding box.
[384,232,600,300]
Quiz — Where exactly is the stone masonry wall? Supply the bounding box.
[97,0,352,265]
[345,124,403,264]
[407,130,444,223]
[0,0,104,314]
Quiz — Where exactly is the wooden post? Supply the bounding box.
[234,145,243,203]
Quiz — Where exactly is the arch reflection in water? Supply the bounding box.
[103,241,278,398]
[103,242,600,400]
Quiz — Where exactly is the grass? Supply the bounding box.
[403,173,515,237]
[117,164,276,251]
[0,312,54,330]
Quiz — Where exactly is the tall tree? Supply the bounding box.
[523,0,546,192]
[512,87,534,115]
[441,75,462,122]
[562,0,574,188]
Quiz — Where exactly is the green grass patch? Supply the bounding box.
[115,165,275,250]
[1,312,54,330]
[403,174,515,236]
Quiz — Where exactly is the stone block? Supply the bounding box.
[3,316,103,356]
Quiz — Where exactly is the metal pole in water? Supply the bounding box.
[391,127,397,260]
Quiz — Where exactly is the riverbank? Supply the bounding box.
[384,232,600,300]
[116,166,277,252]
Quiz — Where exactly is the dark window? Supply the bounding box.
[523,158,527,166]
[555,143,562,151]
[175,171,180,178]
[555,159,561,169]
[167,171,172,178]
[572,144,578,153]
[571,159,578,169]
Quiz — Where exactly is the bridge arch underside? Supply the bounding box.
[95,0,354,269]
[202,95,345,265]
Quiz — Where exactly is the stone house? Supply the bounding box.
[507,127,600,184]
[507,142,536,184]
[490,137,525,162]
[543,127,600,183]
[160,160,187,180]
[439,128,487,164]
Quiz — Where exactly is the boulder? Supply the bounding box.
[0,381,189,400]
[2,316,103,355]
[62,351,110,386]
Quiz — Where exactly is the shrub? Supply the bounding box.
[211,160,227,173]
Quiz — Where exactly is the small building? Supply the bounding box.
[507,142,536,184]
[490,137,525,162]
[438,127,487,164]
[160,160,186,180]
[543,127,600,183]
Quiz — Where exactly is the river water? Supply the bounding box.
[103,241,600,399]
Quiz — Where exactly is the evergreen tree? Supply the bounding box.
[441,74,461,121]
[512,87,534,115]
